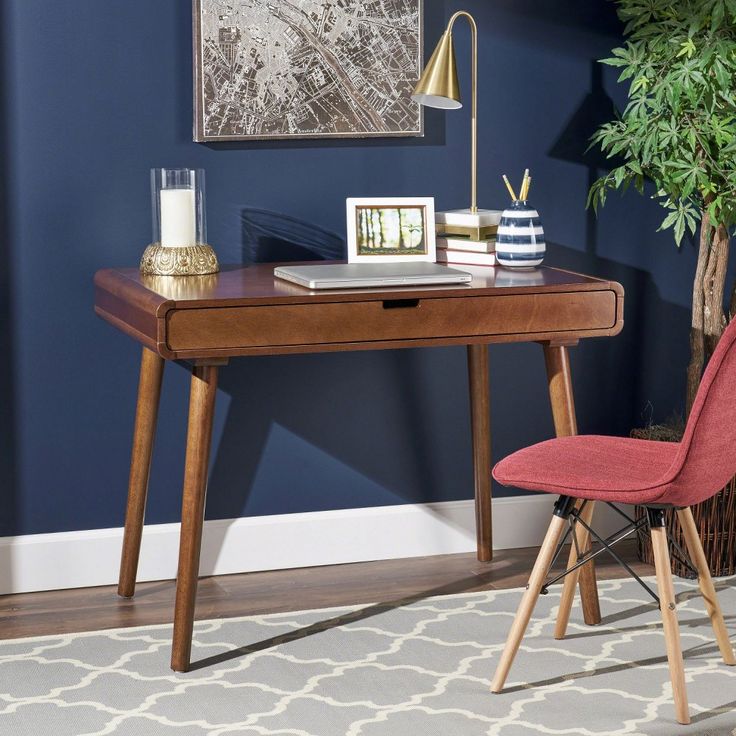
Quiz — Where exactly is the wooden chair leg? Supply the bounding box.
[467,344,492,562]
[578,533,601,625]
[491,508,571,693]
[171,365,218,673]
[554,499,599,639]
[118,348,165,598]
[543,343,601,625]
[650,516,690,725]
[676,508,736,666]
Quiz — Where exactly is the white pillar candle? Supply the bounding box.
[160,188,196,247]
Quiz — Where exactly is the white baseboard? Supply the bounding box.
[0,496,630,595]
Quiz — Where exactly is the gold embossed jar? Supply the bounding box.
[141,168,219,275]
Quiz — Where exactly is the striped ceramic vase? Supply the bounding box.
[495,200,545,268]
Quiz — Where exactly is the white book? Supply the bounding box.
[437,248,496,266]
[437,236,496,254]
[435,208,503,227]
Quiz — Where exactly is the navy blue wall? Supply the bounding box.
[1,1,700,537]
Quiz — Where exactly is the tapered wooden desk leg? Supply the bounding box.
[677,508,736,665]
[543,343,601,627]
[118,348,165,599]
[171,365,219,673]
[468,344,492,562]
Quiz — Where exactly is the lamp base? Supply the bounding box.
[140,243,219,276]
[435,208,502,241]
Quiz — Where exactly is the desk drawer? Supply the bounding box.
[165,290,617,352]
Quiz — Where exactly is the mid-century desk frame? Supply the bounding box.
[94,262,624,672]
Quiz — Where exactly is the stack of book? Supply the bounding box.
[435,209,502,266]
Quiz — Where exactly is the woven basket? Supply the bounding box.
[632,425,736,577]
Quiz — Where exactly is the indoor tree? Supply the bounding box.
[589,0,736,575]
[589,0,736,415]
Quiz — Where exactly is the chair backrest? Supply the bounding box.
[666,316,736,505]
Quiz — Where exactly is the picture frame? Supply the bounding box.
[346,198,436,263]
[193,0,424,142]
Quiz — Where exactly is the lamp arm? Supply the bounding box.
[446,11,478,213]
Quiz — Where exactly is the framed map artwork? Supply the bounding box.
[193,0,423,141]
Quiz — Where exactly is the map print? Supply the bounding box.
[195,0,422,140]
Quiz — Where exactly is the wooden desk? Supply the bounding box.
[95,262,624,671]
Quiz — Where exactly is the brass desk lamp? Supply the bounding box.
[412,11,497,234]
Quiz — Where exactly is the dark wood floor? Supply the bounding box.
[0,542,652,640]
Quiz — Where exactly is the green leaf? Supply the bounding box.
[660,210,680,230]
[674,211,686,244]
[677,38,696,57]
[600,56,629,67]
[712,0,726,31]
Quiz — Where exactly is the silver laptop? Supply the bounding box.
[274,262,472,289]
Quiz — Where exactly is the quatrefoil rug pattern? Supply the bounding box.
[1,577,735,735]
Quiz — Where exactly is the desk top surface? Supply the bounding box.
[94,262,624,359]
[95,262,622,312]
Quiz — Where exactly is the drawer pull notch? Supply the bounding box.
[383,299,420,310]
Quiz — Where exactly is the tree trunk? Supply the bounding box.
[703,222,729,354]
[686,212,730,415]
[687,213,710,416]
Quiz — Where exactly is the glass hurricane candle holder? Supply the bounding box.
[140,168,219,275]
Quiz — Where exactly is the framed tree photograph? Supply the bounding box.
[193,0,423,141]
[346,197,436,263]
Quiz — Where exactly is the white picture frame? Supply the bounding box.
[346,197,436,263]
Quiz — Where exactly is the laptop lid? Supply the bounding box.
[274,262,473,290]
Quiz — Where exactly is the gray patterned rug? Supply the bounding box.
[0,577,735,735]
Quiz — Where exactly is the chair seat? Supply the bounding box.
[492,435,680,505]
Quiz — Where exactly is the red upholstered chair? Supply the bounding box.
[490,317,736,725]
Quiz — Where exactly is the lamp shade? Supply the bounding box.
[411,31,462,109]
